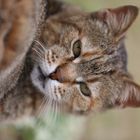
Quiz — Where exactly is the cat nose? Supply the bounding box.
[49,63,77,83]
[49,66,63,82]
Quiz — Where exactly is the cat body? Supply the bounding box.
[0,0,139,121]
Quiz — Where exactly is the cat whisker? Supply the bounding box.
[32,48,44,59]
[31,57,41,64]
[35,96,48,126]
[42,83,54,124]
[34,40,47,52]
[32,55,43,62]
[57,102,61,118]
[32,44,45,55]
[45,98,53,126]
[32,45,45,60]
[49,100,59,127]
[36,95,46,117]
[36,97,47,115]
[31,54,42,61]
[49,100,55,126]
[33,48,49,75]
[52,100,58,126]
[42,82,59,127]
[51,91,57,126]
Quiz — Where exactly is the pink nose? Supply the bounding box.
[49,63,77,83]
[49,67,63,82]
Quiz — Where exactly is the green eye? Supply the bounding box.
[73,40,81,58]
[79,82,91,97]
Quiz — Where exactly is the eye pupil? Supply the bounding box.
[79,82,91,97]
[73,40,81,58]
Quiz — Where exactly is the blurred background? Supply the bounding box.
[0,0,140,140]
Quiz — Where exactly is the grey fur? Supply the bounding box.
[0,1,139,122]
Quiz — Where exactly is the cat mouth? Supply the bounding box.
[38,66,47,81]
[38,66,57,82]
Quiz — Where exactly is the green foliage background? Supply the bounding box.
[0,0,140,140]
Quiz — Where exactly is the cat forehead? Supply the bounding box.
[42,12,113,48]
[46,14,110,37]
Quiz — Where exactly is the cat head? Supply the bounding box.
[31,5,139,114]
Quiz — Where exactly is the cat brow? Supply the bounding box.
[59,20,82,34]
[82,50,102,58]
[87,77,99,83]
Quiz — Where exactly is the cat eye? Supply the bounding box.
[73,40,82,58]
[79,82,91,97]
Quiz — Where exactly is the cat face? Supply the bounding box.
[31,5,139,114]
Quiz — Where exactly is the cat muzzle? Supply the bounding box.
[49,63,78,83]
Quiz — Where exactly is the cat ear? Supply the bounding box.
[92,5,139,41]
[117,78,140,107]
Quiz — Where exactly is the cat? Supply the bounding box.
[31,3,140,112]
[0,0,139,122]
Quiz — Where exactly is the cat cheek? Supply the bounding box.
[72,96,91,113]
[89,97,104,112]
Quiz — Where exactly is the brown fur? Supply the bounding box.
[0,0,35,69]
[0,0,139,122]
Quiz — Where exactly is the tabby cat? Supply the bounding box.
[0,0,139,121]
